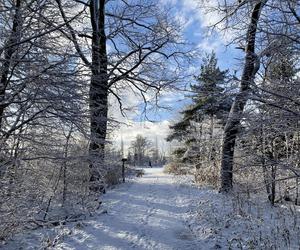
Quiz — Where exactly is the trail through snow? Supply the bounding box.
[60,167,201,250]
[5,167,300,249]
[5,167,204,250]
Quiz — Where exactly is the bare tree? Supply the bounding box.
[199,0,300,194]
[55,0,191,191]
[220,1,266,192]
[0,0,22,128]
[0,0,91,238]
[130,134,152,166]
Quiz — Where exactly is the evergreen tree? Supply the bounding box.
[167,52,232,185]
[167,52,232,143]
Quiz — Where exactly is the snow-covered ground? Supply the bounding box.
[3,167,300,249]
[4,168,202,249]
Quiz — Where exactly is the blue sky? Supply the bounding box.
[171,0,241,68]
[133,0,242,121]
[114,0,243,153]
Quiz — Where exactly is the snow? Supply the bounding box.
[55,167,201,250]
[3,167,300,249]
[190,190,300,249]
[4,168,202,249]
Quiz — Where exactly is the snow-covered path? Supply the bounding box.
[58,167,200,250]
[5,167,300,249]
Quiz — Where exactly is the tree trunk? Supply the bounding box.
[62,127,72,207]
[0,0,22,129]
[220,1,265,192]
[260,122,271,198]
[209,114,214,161]
[296,128,300,205]
[88,0,109,192]
[270,165,276,205]
[195,122,203,183]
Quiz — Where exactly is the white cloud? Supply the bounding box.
[181,0,220,27]
[197,38,222,53]
[115,120,171,156]
[159,0,177,6]
[180,0,233,44]
[108,88,176,155]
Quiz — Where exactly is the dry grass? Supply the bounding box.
[195,164,220,188]
[164,162,191,175]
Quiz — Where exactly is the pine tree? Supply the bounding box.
[167,52,231,144]
[187,51,231,124]
[167,52,232,175]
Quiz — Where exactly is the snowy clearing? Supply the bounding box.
[4,167,300,250]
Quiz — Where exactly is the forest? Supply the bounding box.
[0,0,300,249]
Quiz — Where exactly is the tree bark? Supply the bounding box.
[220,1,266,192]
[209,114,214,161]
[0,0,22,129]
[88,0,109,192]
[62,127,72,207]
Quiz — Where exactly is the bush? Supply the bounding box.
[164,162,191,175]
[104,169,121,186]
[195,163,219,188]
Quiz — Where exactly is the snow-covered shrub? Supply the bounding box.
[164,162,191,175]
[191,188,300,249]
[195,164,220,188]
